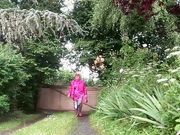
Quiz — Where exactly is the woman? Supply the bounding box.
[67,73,88,117]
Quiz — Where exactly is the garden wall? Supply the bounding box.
[37,85,101,112]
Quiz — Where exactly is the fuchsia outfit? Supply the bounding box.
[68,79,88,103]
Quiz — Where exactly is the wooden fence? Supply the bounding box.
[37,85,101,112]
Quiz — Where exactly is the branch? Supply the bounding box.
[0,8,83,46]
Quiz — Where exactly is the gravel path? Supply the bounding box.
[71,115,97,135]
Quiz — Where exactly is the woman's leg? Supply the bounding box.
[77,97,83,116]
[74,101,78,116]
[78,103,83,116]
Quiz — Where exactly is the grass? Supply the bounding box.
[90,113,163,135]
[14,112,77,135]
[0,113,40,132]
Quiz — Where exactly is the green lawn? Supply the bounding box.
[14,112,77,135]
[0,114,40,132]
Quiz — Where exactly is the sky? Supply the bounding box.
[61,0,75,13]
[61,41,97,80]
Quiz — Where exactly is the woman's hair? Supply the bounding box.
[74,72,81,78]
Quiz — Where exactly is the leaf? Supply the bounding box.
[131,115,164,127]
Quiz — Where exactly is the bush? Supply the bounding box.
[0,45,29,111]
[0,95,10,116]
[55,69,74,85]
[17,39,63,112]
[96,86,179,134]
[95,60,179,134]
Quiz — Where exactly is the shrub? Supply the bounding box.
[56,69,74,85]
[17,39,63,112]
[96,62,179,134]
[0,45,29,111]
[0,95,10,116]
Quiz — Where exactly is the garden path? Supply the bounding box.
[71,114,98,135]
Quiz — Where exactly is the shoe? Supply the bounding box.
[78,113,82,117]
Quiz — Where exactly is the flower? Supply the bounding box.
[100,57,105,62]
[92,66,95,69]
[94,60,97,64]
[100,64,105,69]
[119,68,124,73]
[142,44,147,48]
[96,57,100,62]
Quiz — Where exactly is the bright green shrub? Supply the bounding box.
[0,95,10,116]
[0,45,29,111]
[56,69,74,85]
[97,86,134,120]
[17,39,63,112]
[0,45,29,89]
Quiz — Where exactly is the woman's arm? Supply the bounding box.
[67,81,73,97]
[83,81,88,103]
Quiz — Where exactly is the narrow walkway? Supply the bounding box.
[71,115,97,135]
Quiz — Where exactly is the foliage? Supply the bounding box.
[0,0,15,9]
[0,0,81,112]
[12,0,64,13]
[55,69,74,85]
[0,8,83,49]
[92,0,179,52]
[175,118,180,132]
[71,0,179,80]
[72,0,94,30]
[16,39,64,111]
[0,37,65,112]
[113,0,156,19]
[95,49,180,134]
[0,45,29,87]
[0,45,30,111]
[0,95,10,116]
[96,86,179,134]
[72,0,123,77]
[130,88,165,128]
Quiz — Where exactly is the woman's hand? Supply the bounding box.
[84,95,88,103]
[67,92,71,98]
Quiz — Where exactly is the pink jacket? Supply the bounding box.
[68,79,88,103]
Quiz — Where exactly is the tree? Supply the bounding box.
[71,0,179,80]
[72,0,123,77]
[11,0,64,13]
[0,0,15,9]
[0,8,83,50]
[0,6,82,112]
